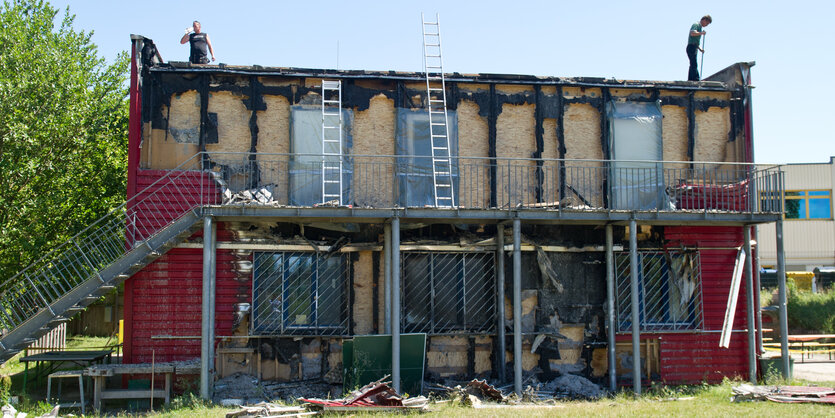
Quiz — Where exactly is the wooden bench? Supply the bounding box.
[86,364,173,412]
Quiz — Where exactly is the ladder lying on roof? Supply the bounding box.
[321,80,344,206]
[422,13,455,208]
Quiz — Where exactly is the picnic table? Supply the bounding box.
[19,349,113,391]
[788,334,835,362]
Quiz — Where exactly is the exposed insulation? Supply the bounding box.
[206,91,252,153]
[496,84,533,95]
[427,336,467,377]
[144,90,203,169]
[145,127,199,169]
[505,341,540,372]
[496,103,536,206]
[542,118,560,203]
[352,251,374,335]
[457,100,490,208]
[258,77,298,87]
[474,336,492,374]
[563,103,603,207]
[661,105,689,167]
[695,91,730,101]
[610,88,649,98]
[590,347,607,377]
[694,107,730,163]
[352,94,396,207]
[540,86,557,95]
[551,325,584,365]
[457,83,489,93]
[562,87,601,99]
[256,95,291,205]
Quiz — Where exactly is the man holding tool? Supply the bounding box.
[686,15,711,81]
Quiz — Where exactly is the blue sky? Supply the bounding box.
[49,0,831,164]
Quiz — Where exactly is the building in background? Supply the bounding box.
[759,157,835,271]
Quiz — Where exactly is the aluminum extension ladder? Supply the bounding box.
[321,80,343,205]
[422,13,455,208]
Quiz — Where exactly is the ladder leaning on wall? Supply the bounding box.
[422,13,455,208]
[321,80,343,205]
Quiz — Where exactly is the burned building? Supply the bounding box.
[0,33,787,398]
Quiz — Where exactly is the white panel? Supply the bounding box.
[784,163,832,190]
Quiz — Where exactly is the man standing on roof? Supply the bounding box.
[180,20,215,64]
[686,15,711,81]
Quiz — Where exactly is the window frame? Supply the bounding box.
[784,189,832,220]
[251,251,349,336]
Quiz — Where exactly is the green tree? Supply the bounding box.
[0,0,128,284]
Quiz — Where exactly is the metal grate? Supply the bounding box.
[615,250,703,332]
[252,252,349,336]
[401,252,495,334]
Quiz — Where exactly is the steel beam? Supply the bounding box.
[200,216,216,400]
[496,223,506,383]
[605,224,616,392]
[629,219,641,394]
[513,218,522,396]
[775,219,790,378]
[743,227,757,383]
[384,224,392,333]
[391,217,401,393]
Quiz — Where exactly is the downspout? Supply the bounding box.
[629,219,641,394]
[496,224,506,383]
[391,217,401,393]
[513,218,522,396]
[606,224,616,392]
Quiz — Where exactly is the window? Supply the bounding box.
[252,252,348,335]
[785,190,832,219]
[615,250,702,332]
[395,109,459,207]
[401,252,494,334]
[606,101,666,210]
[289,107,353,206]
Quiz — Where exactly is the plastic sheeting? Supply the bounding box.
[607,101,666,210]
[395,109,458,207]
[289,106,353,206]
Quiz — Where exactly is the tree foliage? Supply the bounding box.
[0,0,129,283]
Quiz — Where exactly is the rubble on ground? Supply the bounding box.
[732,384,835,404]
[302,375,428,412]
[224,402,306,418]
[213,373,268,405]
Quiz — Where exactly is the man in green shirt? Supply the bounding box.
[686,15,712,81]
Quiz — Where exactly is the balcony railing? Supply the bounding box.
[202,152,784,215]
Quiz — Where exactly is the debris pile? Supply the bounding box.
[225,403,306,418]
[213,373,269,405]
[302,376,428,412]
[732,384,835,404]
[223,185,277,205]
[262,379,334,401]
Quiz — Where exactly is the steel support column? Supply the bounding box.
[200,216,216,400]
[629,219,641,394]
[496,224,507,383]
[513,218,522,396]
[755,226,764,354]
[605,224,616,392]
[743,227,757,383]
[384,224,392,333]
[391,217,401,393]
[776,219,790,378]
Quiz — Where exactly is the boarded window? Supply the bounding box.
[615,250,702,332]
[607,101,666,210]
[395,109,459,207]
[401,252,495,334]
[289,107,353,205]
[252,252,348,335]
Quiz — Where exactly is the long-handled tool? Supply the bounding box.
[699,33,706,79]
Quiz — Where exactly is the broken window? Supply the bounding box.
[607,101,667,210]
[615,250,702,332]
[395,109,459,207]
[785,190,832,219]
[289,107,353,206]
[252,252,348,335]
[401,252,495,334]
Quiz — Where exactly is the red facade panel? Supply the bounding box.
[656,226,752,383]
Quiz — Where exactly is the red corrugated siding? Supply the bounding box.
[656,226,752,383]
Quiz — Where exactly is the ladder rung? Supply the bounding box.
[435,172,451,176]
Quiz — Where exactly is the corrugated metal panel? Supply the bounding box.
[783,163,832,190]
[657,226,751,383]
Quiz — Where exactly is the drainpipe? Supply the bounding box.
[606,224,616,392]
[200,216,216,400]
[743,227,757,383]
[755,227,764,354]
[629,219,641,395]
[496,223,506,383]
[775,219,790,378]
[513,218,522,396]
[391,217,401,393]
[384,224,392,333]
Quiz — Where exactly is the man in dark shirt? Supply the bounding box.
[686,15,711,81]
[180,21,215,64]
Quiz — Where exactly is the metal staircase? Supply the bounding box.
[422,13,455,208]
[321,80,344,205]
[0,155,215,364]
